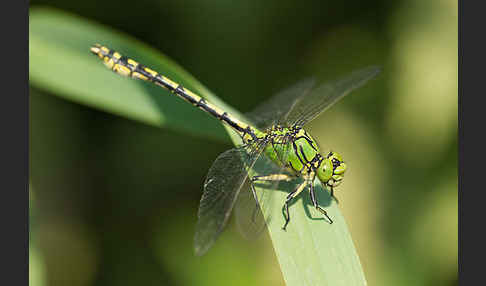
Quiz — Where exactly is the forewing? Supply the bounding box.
[285,66,381,127]
[194,144,265,256]
[245,78,316,130]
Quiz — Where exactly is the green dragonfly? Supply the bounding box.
[90,44,380,256]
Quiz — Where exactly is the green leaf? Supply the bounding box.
[30,7,367,286]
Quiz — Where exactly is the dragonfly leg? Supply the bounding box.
[310,183,333,224]
[251,174,293,182]
[250,174,293,207]
[250,174,293,223]
[282,181,307,230]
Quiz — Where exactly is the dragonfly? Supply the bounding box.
[90,44,380,256]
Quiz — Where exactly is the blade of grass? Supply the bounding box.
[30,7,367,286]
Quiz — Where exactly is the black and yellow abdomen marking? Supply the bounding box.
[90,44,260,141]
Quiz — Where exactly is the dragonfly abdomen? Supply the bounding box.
[90,44,259,140]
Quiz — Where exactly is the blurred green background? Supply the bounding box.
[29,0,457,285]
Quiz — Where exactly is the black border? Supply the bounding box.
[459,1,486,285]
[1,0,29,285]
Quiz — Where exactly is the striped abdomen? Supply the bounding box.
[90,44,259,141]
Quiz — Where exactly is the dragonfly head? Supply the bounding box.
[316,151,347,189]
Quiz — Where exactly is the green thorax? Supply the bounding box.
[262,126,321,175]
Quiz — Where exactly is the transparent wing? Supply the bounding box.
[285,66,381,127]
[235,139,295,239]
[245,78,316,130]
[194,142,266,256]
[246,66,381,129]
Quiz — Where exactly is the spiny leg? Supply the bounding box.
[249,174,293,223]
[250,174,293,206]
[282,181,307,230]
[310,182,333,224]
[251,174,294,182]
